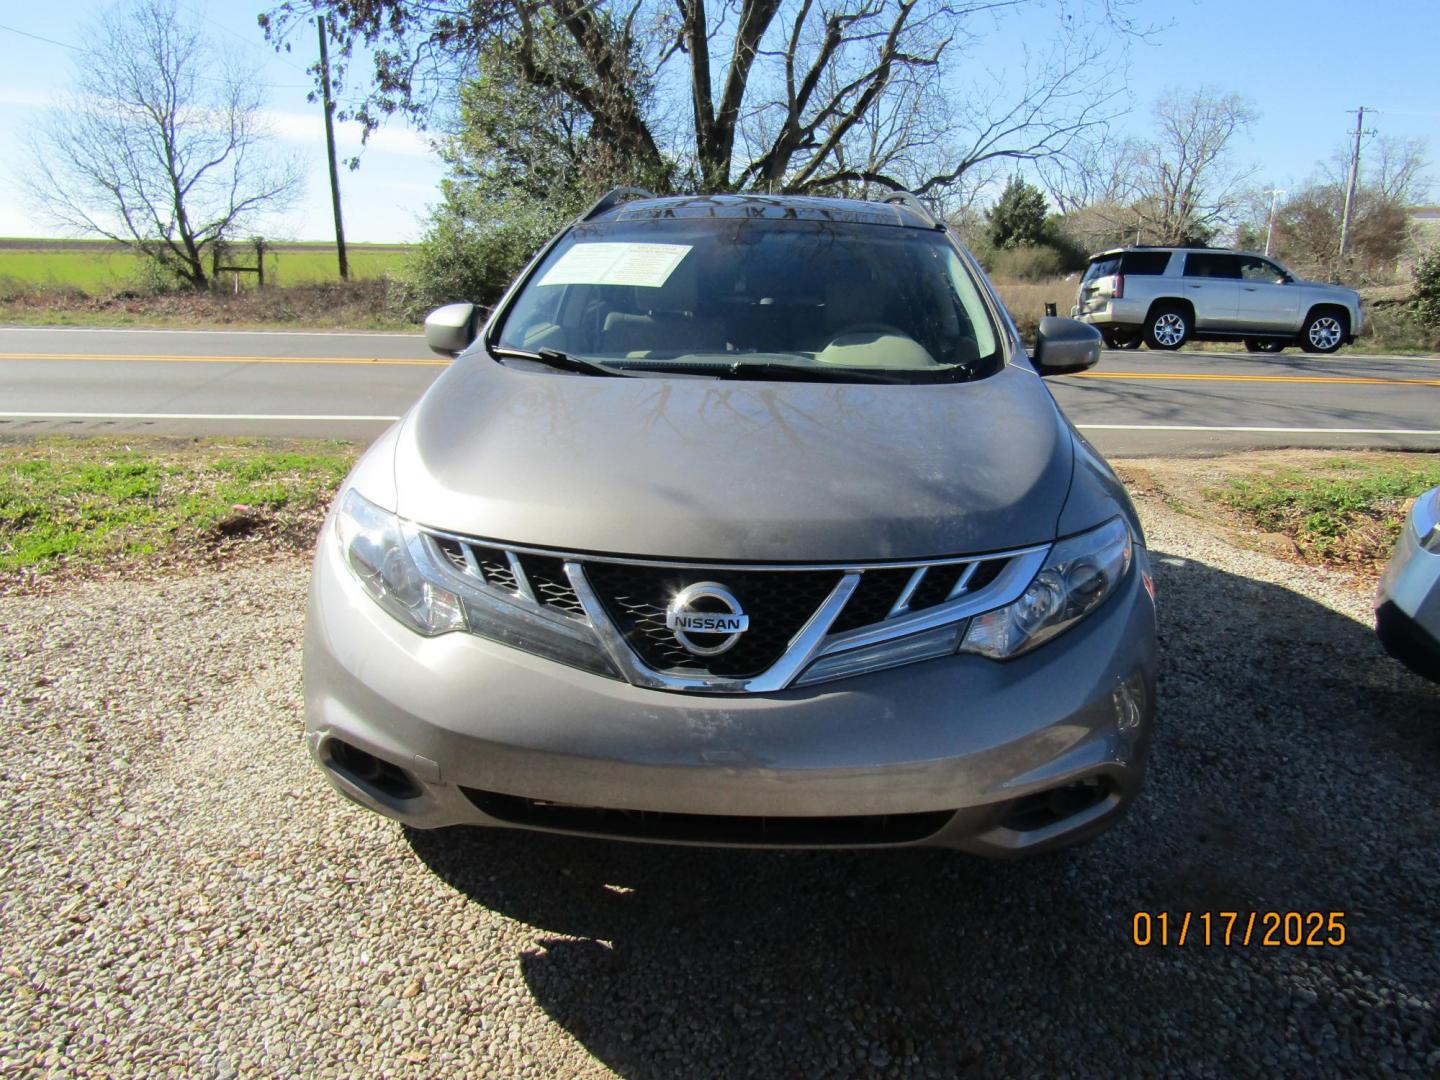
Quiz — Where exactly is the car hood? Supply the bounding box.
[1294,278,1357,296]
[392,357,1074,562]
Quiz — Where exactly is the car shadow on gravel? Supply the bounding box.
[404,549,1440,1077]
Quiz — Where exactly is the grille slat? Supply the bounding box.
[517,554,586,617]
[469,543,518,592]
[830,567,914,633]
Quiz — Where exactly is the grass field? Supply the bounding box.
[1211,456,1440,570]
[0,238,412,295]
[991,277,1075,336]
[0,438,356,578]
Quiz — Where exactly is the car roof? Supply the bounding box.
[590,193,940,231]
[1088,246,1276,260]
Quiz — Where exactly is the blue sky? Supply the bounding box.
[0,0,1435,242]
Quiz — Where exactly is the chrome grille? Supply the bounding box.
[416,526,1049,693]
[425,535,584,617]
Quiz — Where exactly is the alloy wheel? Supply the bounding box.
[1152,313,1186,348]
[1308,316,1343,351]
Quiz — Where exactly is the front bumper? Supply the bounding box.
[304,538,1157,856]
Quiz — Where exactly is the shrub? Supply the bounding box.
[987,176,1049,249]
[987,245,1067,281]
[389,197,568,321]
[1413,248,1440,329]
[1360,303,1440,353]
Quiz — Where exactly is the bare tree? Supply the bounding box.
[1129,86,1258,244]
[28,0,303,289]
[1322,134,1431,206]
[262,0,1141,204]
[1034,131,1143,214]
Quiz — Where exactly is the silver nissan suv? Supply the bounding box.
[1073,246,1364,353]
[304,191,1157,856]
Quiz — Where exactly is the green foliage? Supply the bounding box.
[391,21,671,318]
[1214,460,1440,561]
[976,207,1088,282]
[1039,215,1090,272]
[390,195,567,318]
[987,176,1049,249]
[1413,249,1440,329]
[1235,223,1264,252]
[1360,302,1440,353]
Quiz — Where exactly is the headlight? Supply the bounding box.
[333,488,618,676]
[334,488,467,635]
[960,517,1132,659]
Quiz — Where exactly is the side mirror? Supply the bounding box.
[1032,316,1102,377]
[424,303,480,357]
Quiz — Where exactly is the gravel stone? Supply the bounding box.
[2,494,1439,1076]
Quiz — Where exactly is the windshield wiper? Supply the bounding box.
[491,346,633,378]
[715,360,912,384]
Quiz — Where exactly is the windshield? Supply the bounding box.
[494,216,1002,383]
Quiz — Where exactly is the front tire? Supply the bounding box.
[1144,306,1191,350]
[1300,310,1348,354]
[1244,338,1286,353]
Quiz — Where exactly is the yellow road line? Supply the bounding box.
[0,352,446,366]
[1073,371,1440,387]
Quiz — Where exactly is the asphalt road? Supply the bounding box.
[2,325,1438,454]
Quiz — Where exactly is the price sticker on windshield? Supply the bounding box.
[536,242,692,289]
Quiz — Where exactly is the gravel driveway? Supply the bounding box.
[3,496,1438,1077]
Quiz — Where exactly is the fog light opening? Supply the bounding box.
[327,739,422,801]
[1002,777,1114,833]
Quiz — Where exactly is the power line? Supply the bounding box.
[0,20,81,51]
[0,20,312,91]
[193,2,312,79]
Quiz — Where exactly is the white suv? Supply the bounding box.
[1073,247,1364,354]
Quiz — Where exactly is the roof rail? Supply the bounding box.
[880,190,943,230]
[580,186,657,221]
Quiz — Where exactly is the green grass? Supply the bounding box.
[0,240,412,295]
[0,440,355,575]
[1212,457,1440,565]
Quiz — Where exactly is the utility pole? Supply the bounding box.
[317,16,349,280]
[1263,188,1286,256]
[1337,106,1370,275]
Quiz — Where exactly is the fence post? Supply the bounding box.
[254,238,266,289]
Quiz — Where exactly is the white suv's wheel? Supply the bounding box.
[1300,311,1348,354]
[1144,306,1190,350]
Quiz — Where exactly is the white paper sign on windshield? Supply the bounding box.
[536,243,692,289]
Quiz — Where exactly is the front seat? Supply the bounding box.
[601,261,726,357]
